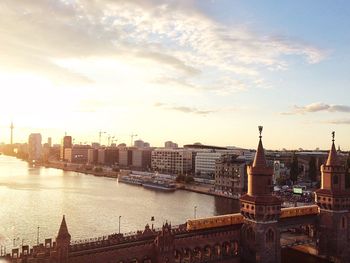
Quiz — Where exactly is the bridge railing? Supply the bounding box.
[69,224,186,252]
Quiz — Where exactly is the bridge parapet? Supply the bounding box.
[69,224,187,253]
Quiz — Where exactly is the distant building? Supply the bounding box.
[64,145,90,163]
[215,154,247,195]
[42,143,60,163]
[134,139,145,148]
[132,148,152,170]
[104,148,119,166]
[195,151,224,178]
[151,148,192,175]
[60,136,72,161]
[97,148,106,164]
[87,149,98,164]
[47,137,52,147]
[164,141,178,149]
[91,142,100,149]
[28,133,42,162]
[119,147,133,167]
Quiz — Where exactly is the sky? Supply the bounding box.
[0,0,349,150]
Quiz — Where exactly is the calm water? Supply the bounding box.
[0,155,238,249]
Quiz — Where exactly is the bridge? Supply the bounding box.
[1,130,349,263]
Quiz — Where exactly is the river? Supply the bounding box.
[0,155,238,249]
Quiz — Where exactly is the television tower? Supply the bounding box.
[10,121,14,145]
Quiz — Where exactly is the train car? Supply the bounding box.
[280,205,319,219]
[186,213,243,231]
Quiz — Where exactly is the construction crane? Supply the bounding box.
[130,134,138,146]
[111,138,118,145]
[107,135,115,146]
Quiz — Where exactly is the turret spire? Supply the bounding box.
[57,215,71,240]
[326,131,338,166]
[252,126,267,168]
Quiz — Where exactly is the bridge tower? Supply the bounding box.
[315,132,350,262]
[55,215,71,263]
[240,126,281,263]
[155,222,175,263]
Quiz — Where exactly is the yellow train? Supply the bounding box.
[187,213,244,231]
[186,205,319,231]
[280,205,319,219]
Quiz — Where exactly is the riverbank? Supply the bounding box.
[44,162,118,178]
[182,184,240,199]
[43,161,236,199]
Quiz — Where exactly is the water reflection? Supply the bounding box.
[214,196,240,215]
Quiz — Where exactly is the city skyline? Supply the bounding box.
[1,0,350,150]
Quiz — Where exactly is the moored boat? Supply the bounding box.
[142,181,176,191]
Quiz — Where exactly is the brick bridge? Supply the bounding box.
[1,130,350,263]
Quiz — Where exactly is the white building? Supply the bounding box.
[28,133,42,162]
[151,148,192,175]
[195,151,223,178]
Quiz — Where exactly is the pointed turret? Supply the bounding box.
[56,215,71,263]
[326,131,339,166]
[57,215,71,240]
[252,126,267,168]
[240,126,282,263]
[249,126,273,177]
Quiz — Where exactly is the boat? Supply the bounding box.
[119,176,143,186]
[142,181,176,191]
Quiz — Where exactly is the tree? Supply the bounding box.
[308,156,317,182]
[175,175,185,183]
[290,152,299,183]
[345,152,350,189]
[184,175,194,184]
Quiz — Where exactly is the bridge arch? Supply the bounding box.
[222,241,231,256]
[213,243,221,259]
[203,245,212,260]
[266,228,275,244]
[174,249,182,263]
[341,215,348,229]
[192,247,202,262]
[142,256,152,263]
[246,226,255,242]
[231,240,239,256]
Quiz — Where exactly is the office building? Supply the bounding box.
[215,154,247,195]
[132,148,152,170]
[64,145,90,164]
[151,148,192,175]
[119,147,133,167]
[60,136,72,161]
[28,133,42,162]
[164,141,178,149]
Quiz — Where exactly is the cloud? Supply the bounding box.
[0,0,327,92]
[282,102,350,115]
[325,119,350,125]
[154,102,216,115]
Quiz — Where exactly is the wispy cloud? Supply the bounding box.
[325,119,350,125]
[154,102,216,115]
[0,0,327,92]
[282,102,350,115]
